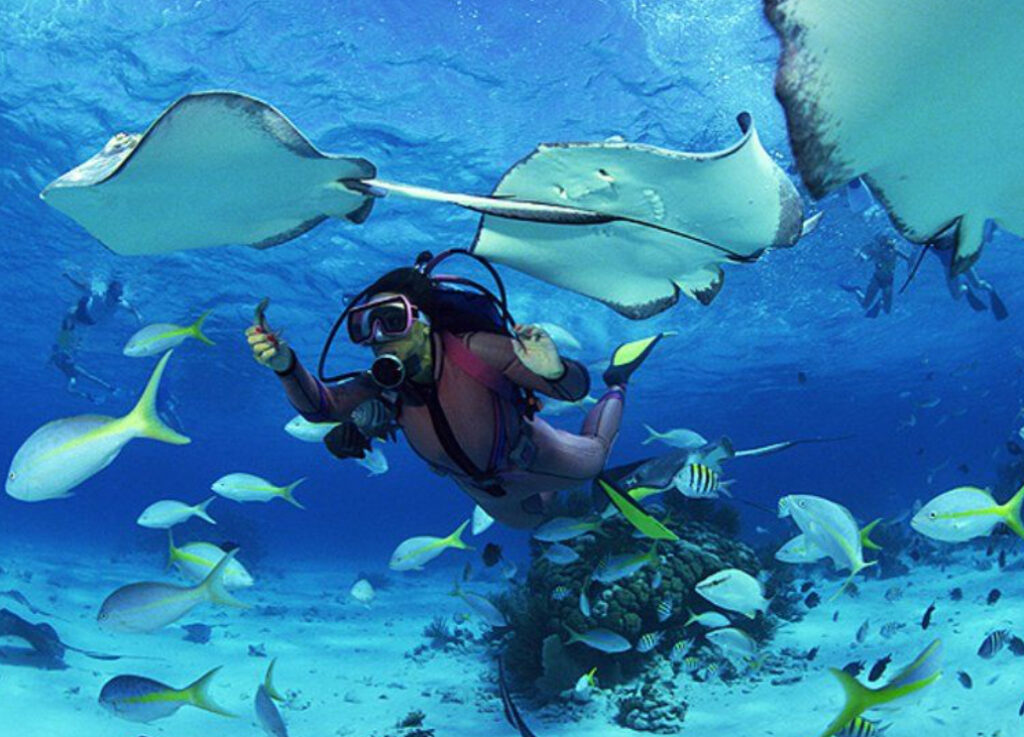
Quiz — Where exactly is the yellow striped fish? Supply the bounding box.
[675,463,732,499]
[836,716,886,736]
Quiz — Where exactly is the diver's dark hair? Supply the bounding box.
[363,267,436,317]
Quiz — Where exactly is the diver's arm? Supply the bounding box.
[275,355,379,423]
[62,272,89,292]
[464,331,590,402]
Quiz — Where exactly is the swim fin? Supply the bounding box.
[603,333,670,387]
[989,291,1009,321]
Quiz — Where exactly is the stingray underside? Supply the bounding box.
[767,0,1024,272]
[42,91,376,255]
[472,115,804,319]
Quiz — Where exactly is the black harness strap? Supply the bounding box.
[417,384,506,498]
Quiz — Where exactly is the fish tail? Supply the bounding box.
[818,668,874,737]
[194,496,217,525]
[642,424,659,444]
[190,309,216,346]
[445,519,473,551]
[202,550,248,609]
[125,351,191,445]
[280,478,307,509]
[829,561,877,604]
[999,484,1024,540]
[860,519,884,551]
[264,657,285,701]
[185,666,236,718]
[167,530,179,571]
[563,624,581,644]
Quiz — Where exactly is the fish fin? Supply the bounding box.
[124,351,191,444]
[190,309,216,346]
[264,657,285,701]
[167,530,179,571]
[718,480,735,498]
[280,477,306,509]
[999,484,1024,540]
[819,668,873,737]
[642,424,659,445]
[185,666,236,718]
[597,477,679,541]
[194,496,217,525]
[860,518,883,551]
[202,550,248,609]
[446,519,473,550]
[828,561,877,604]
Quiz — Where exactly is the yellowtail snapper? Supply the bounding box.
[254,658,288,737]
[564,625,632,653]
[99,666,234,722]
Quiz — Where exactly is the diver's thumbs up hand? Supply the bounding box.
[246,323,293,373]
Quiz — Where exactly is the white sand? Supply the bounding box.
[0,539,1018,736]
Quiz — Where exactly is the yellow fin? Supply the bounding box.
[598,478,679,541]
[264,658,285,701]
[185,666,236,718]
[201,549,248,609]
[124,351,190,444]
[445,519,472,550]
[859,518,883,551]
[190,309,216,346]
[279,477,306,509]
[999,484,1024,540]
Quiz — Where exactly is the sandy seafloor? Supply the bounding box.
[0,538,1019,737]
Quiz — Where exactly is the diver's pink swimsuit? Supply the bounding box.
[276,331,624,528]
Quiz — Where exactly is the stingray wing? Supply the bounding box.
[42,91,376,255]
[767,0,1024,271]
[472,114,804,319]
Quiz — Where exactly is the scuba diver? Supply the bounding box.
[61,272,143,330]
[926,238,1008,321]
[841,235,911,318]
[49,342,114,403]
[246,250,664,529]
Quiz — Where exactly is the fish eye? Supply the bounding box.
[928,511,937,519]
[7,472,14,481]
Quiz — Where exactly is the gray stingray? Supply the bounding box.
[767,0,1024,273]
[471,114,806,318]
[605,435,845,491]
[43,91,806,318]
[0,608,124,668]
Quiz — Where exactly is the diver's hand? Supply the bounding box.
[513,324,564,380]
[246,323,293,372]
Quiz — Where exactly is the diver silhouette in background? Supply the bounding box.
[926,239,1008,321]
[246,251,665,529]
[841,235,911,318]
[50,273,142,401]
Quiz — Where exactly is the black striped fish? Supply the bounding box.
[657,599,673,623]
[979,629,1010,659]
[836,716,886,736]
[675,463,732,499]
[636,632,664,653]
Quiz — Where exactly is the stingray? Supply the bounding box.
[767,0,1024,273]
[0,608,124,669]
[605,435,847,490]
[43,91,806,318]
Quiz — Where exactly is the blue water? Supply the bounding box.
[2,0,1024,733]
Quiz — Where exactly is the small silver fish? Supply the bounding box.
[565,626,631,653]
[879,622,905,639]
[855,620,869,644]
[543,543,580,565]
